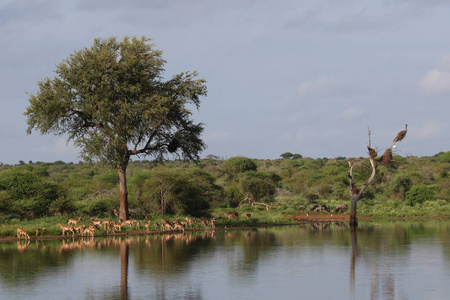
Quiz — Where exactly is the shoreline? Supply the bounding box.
[2,214,449,243]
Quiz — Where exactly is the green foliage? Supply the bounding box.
[25,36,207,167]
[222,156,257,173]
[0,167,61,217]
[239,171,278,203]
[437,151,450,163]
[405,185,436,206]
[141,168,214,217]
[390,175,413,200]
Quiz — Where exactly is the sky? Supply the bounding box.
[1,0,449,164]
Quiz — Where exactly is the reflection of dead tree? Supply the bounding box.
[347,126,407,226]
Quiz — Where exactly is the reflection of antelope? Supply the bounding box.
[58,223,75,236]
[17,228,30,240]
[68,216,82,226]
[35,227,46,236]
[17,240,30,252]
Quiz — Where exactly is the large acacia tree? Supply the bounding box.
[25,36,207,221]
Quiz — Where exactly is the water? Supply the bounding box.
[0,220,449,300]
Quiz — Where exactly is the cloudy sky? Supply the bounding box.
[1,0,449,164]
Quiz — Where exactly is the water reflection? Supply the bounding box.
[0,220,449,299]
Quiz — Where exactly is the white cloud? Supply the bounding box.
[420,54,450,94]
[420,69,450,94]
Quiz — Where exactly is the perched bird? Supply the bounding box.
[393,124,408,143]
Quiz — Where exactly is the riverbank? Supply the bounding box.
[2,214,449,243]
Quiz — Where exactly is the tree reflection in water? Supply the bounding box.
[0,221,449,299]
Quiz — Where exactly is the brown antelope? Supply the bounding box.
[185,217,197,228]
[91,218,102,228]
[17,228,30,240]
[112,222,123,232]
[74,225,86,234]
[161,219,174,231]
[123,220,134,227]
[245,213,251,220]
[224,212,239,220]
[173,222,185,233]
[58,223,75,236]
[102,220,111,231]
[68,216,82,226]
[144,221,151,232]
[82,226,95,237]
[298,205,307,213]
[201,218,215,230]
[144,215,152,220]
[35,227,46,236]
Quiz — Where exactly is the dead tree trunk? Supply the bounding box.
[347,126,407,227]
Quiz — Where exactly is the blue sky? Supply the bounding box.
[1,0,449,164]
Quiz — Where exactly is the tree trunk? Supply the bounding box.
[118,164,129,222]
[350,195,359,227]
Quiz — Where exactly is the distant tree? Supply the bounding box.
[24,36,207,221]
[292,153,303,159]
[280,152,293,159]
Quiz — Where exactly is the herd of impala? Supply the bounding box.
[15,213,230,240]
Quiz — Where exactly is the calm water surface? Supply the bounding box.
[0,220,449,300]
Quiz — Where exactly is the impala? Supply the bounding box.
[74,225,86,234]
[35,227,46,236]
[68,216,82,226]
[82,227,95,237]
[144,221,151,232]
[173,223,185,233]
[17,228,30,240]
[245,213,251,220]
[161,219,174,231]
[91,218,102,228]
[112,222,123,232]
[224,212,239,220]
[185,217,197,228]
[201,218,216,230]
[102,220,111,231]
[58,223,75,236]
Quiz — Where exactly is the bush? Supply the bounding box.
[222,157,257,173]
[405,185,436,206]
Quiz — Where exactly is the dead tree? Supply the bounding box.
[347,126,407,226]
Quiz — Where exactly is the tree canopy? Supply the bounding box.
[24,36,207,220]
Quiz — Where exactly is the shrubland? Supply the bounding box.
[0,152,449,237]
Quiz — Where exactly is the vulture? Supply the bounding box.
[367,146,377,159]
[393,124,408,143]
